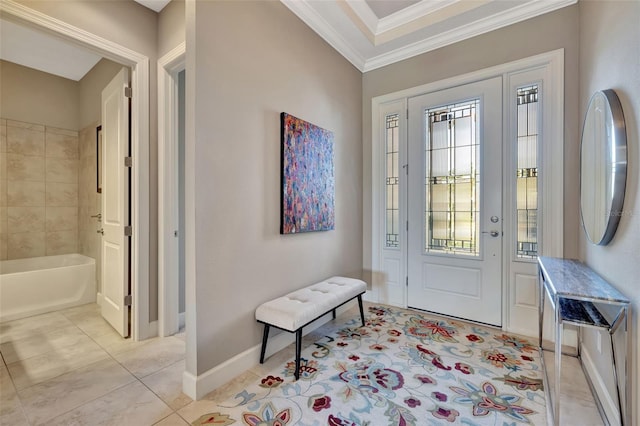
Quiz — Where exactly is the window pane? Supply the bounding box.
[425,100,480,256]
[385,113,400,249]
[516,86,538,258]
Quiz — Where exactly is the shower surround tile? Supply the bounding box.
[45,182,78,207]
[45,206,78,231]
[0,119,6,152]
[6,153,45,182]
[46,229,78,255]
[45,131,79,159]
[6,122,45,156]
[8,206,45,233]
[45,157,78,184]
[7,231,45,259]
[7,180,45,207]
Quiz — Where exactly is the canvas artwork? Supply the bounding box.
[281,112,335,234]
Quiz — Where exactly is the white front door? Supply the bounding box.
[100,68,131,337]
[407,77,503,326]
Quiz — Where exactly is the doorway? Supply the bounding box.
[0,1,152,340]
[370,50,565,336]
[407,77,503,326]
[158,43,186,337]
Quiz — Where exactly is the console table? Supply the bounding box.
[537,256,631,426]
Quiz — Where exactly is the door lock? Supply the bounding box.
[482,230,500,237]
[490,216,499,223]
[97,229,104,235]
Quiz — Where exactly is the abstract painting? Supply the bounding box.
[281,112,335,234]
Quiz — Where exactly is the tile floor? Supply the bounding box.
[1,303,604,425]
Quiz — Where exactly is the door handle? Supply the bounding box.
[482,230,500,237]
[97,229,104,235]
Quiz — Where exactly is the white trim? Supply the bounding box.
[363,0,575,72]
[158,42,186,337]
[280,0,366,71]
[370,49,564,324]
[0,0,151,341]
[344,0,378,35]
[582,345,620,425]
[376,0,459,34]
[182,302,356,400]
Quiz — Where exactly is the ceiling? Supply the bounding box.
[281,0,577,72]
[0,0,576,81]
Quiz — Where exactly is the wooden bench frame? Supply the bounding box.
[258,292,366,380]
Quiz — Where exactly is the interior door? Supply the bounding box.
[100,68,131,337]
[407,77,502,326]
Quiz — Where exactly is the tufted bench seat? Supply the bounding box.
[255,276,366,380]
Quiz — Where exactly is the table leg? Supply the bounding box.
[554,294,562,426]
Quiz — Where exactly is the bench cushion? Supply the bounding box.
[255,276,366,332]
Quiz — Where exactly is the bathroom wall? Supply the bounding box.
[1,61,80,260]
[1,118,79,260]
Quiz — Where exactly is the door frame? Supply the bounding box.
[1,0,152,340]
[369,49,564,332]
[158,43,186,337]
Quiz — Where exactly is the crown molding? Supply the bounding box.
[345,0,378,34]
[363,0,577,72]
[281,0,366,71]
[377,0,459,34]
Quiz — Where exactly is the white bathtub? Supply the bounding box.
[0,254,96,323]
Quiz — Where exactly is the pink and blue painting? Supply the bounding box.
[281,112,335,234]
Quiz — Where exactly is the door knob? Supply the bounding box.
[97,229,104,235]
[482,230,500,237]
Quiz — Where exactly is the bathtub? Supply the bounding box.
[0,254,96,323]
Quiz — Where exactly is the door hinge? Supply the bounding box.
[124,226,132,236]
[124,86,132,98]
[124,156,132,167]
[406,221,408,231]
[406,276,408,287]
[124,294,132,306]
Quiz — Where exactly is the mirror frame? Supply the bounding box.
[580,89,627,246]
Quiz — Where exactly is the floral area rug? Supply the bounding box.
[193,305,547,425]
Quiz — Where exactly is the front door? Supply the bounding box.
[407,77,503,326]
[100,68,131,337]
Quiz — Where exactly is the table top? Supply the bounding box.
[538,256,630,304]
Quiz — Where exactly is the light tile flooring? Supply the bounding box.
[1,303,603,425]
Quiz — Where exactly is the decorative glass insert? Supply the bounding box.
[516,85,538,258]
[425,100,480,256]
[385,113,400,249]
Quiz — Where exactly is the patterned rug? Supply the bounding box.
[193,305,547,425]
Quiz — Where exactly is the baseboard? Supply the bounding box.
[182,302,356,400]
[581,346,620,425]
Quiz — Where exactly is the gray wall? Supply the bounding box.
[0,60,79,130]
[78,59,124,130]
[578,0,640,422]
[186,0,362,375]
[17,0,162,321]
[362,5,581,284]
[158,0,184,58]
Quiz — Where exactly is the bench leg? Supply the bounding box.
[295,328,302,380]
[259,324,270,364]
[332,309,336,320]
[358,295,365,327]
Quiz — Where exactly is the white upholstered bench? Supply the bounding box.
[255,276,366,380]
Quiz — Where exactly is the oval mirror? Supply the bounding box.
[580,89,627,245]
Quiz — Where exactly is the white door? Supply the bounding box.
[100,68,131,337]
[407,77,503,326]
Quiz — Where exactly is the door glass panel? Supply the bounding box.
[385,113,400,249]
[425,100,480,256]
[516,86,538,258]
